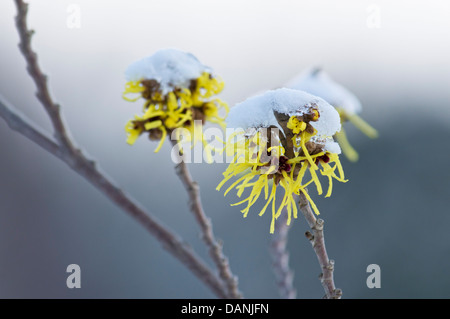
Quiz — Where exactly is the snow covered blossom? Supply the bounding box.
[217,88,347,233]
[287,68,378,162]
[122,48,228,152]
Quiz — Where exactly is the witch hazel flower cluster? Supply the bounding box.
[119,49,375,234]
[217,88,347,233]
[122,48,228,152]
[287,68,378,162]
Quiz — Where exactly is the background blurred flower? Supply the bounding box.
[287,67,378,162]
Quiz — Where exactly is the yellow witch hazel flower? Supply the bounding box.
[287,67,378,162]
[123,48,228,152]
[217,88,347,233]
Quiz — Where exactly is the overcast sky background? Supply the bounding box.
[1,0,450,298]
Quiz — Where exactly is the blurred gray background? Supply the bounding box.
[1,0,450,298]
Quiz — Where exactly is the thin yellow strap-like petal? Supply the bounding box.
[144,120,163,130]
[293,161,308,190]
[321,165,334,198]
[287,152,324,164]
[319,162,336,198]
[269,183,278,233]
[300,131,318,169]
[277,175,292,220]
[309,165,323,195]
[224,172,255,196]
[216,175,233,191]
[235,176,266,217]
[260,181,276,217]
[249,177,266,206]
[124,81,145,92]
[264,175,269,199]
[299,188,320,216]
[122,94,142,102]
[290,163,296,180]
[176,112,193,127]
[275,183,287,220]
[280,171,296,225]
[235,175,255,197]
[335,128,359,162]
[143,108,165,120]
[126,128,142,145]
[154,126,167,153]
[292,194,298,219]
[330,153,346,180]
[166,92,178,112]
[123,81,145,102]
[230,196,252,207]
[346,112,378,139]
[325,174,333,198]
[233,183,260,211]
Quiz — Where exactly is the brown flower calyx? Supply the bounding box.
[130,119,162,141]
[278,155,291,173]
[191,105,206,123]
[140,79,162,101]
[148,127,163,141]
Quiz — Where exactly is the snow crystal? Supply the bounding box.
[319,138,342,155]
[286,67,362,114]
[125,48,212,94]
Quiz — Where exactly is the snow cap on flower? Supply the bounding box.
[225,92,279,131]
[226,88,341,153]
[125,48,213,95]
[286,67,362,114]
[122,48,228,153]
[227,88,340,135]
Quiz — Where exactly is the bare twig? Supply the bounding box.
[0,96,61,156]
[272,109,341,299]
[171,140,242,299]
[298,191,342,299]
[5,0,228,298]
[269,209,297,299]
[14,0,73,150]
